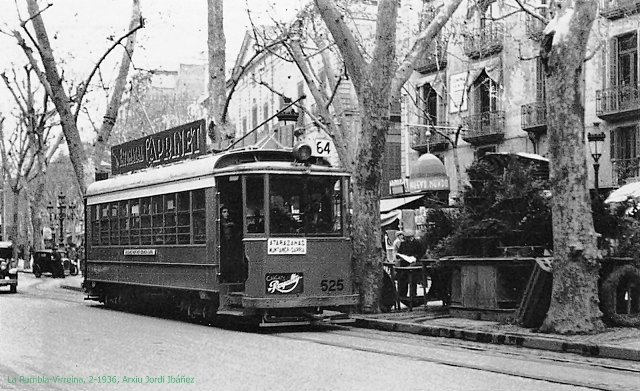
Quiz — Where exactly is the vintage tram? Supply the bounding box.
[83,121,357,326]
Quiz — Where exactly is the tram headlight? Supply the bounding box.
[293,142,312,162]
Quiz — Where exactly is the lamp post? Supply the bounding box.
[57,192,66,248]
[587,131,606,191]
[46,201,55,247]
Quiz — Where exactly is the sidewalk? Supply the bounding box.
[352,303,640,362]
[51,272,640,362]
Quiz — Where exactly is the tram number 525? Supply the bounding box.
[321,279,344,291]
[312,140,331,157]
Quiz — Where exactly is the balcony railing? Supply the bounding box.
[461,111,505,145]
[525,9,547,41]
[596,85,640,121]
[521,101,547,135]
[409,123,451,153]
[600,0,640,20]
[463,23,504,60]
[415,39,448,74]
[612,157,640,186]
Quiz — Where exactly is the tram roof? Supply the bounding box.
[86,148,349,204]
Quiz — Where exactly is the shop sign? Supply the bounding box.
[111,119,206,174]
[407,177,450,192]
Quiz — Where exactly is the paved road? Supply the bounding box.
[1,273,638,391]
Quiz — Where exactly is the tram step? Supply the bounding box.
[216,309,244,317]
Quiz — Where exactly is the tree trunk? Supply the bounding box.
[26,0,89,193]
[351,89,389,312]
[540,1,604,334]
[207,0,227,147]
[93,0,141,172]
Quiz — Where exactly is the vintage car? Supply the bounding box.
[0,241,18,293]
[33,249,76,278]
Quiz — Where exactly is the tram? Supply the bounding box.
[83,120,357,326]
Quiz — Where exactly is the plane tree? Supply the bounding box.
[11,0,144,194]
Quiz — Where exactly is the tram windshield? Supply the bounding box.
[268,175,343,236]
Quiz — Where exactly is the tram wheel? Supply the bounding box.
[600,265,640,327]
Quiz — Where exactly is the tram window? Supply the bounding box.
[164,194,177,244]
[119,201,129,245]
[91,205,100,245]
[100,204,110,245]
[130,199,141,245]
[193,189,206,244]
[152,196,164,244]
[91,189,207,247]
[245,176,265,234]
[177,191,191,244]
[110,204,119,244]
[268,175,342,236]
[269,176,303,234]
[305,177,342,235]
[140,197,152,245]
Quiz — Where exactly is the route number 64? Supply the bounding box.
[312,140,331,157]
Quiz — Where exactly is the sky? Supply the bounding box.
[0,0,304,116]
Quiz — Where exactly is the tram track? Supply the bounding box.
[18,277,640,390]
[271,326,640,391]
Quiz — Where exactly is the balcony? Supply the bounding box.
[525,9,547,41]
[612,157,640,186]
[596,85,640,121]
[409,123,451,153]
[463,23,504,60]
[462,111,505,145]
[415,39,448,74]
[521,102,547,136]
[600,0,640,20]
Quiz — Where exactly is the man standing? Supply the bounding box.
[396,230,425,301]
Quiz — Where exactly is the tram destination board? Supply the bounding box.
[111,119,206,175]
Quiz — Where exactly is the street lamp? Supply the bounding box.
[57,192,66,248]
[46,201,55,247]
[276,97,300,146]
[587,131,606,191]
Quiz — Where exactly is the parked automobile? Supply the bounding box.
[33,249,76,278]
[0,241,18,293]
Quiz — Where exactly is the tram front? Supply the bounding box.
[215,162,358,326]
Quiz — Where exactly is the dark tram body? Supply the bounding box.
[83,146,357,326]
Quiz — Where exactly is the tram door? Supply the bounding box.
[217,175,244,283]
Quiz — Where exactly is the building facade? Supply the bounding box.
[227,0,634,202]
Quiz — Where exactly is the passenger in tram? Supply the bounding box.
[220,206,245,282]
[247,209,264,233]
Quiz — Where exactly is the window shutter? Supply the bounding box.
[438,94,446,125]
[610,128,617,160]
[610,38,618,88]
[635,125,640,158]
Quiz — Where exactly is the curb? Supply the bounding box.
[353,317,640,362]
[60,284,83,292]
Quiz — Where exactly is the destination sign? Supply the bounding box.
[123,249,157,256]
[267,238,307,255]
[111,119,206,175]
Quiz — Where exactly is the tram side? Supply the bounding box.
[83,149,359,326]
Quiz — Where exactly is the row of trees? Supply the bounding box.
[1,0,605,334]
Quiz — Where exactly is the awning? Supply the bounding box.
[381,210,401,227]
[380,194,422,213]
